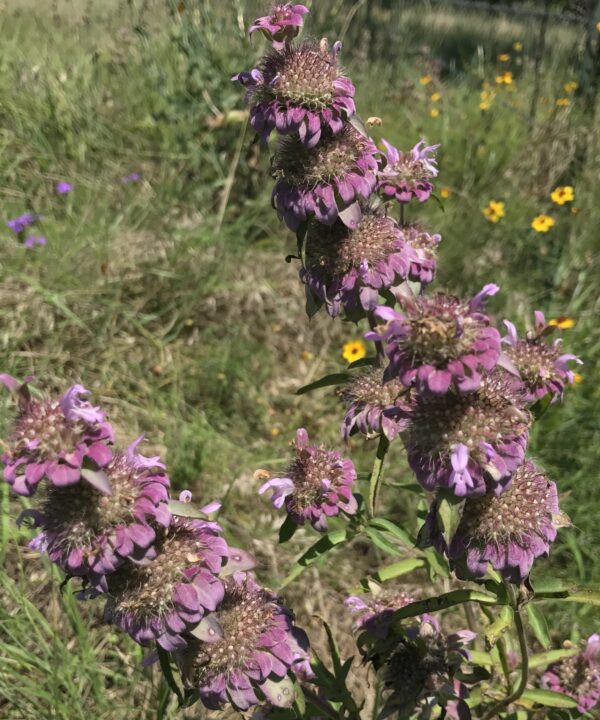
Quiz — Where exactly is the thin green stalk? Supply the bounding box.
[368,312,385,367]
[368,434,390,518]
[302,684,340,720]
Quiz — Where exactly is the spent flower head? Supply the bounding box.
[542,635,600,713]
[248,4,309,49]
[377,139,439,204]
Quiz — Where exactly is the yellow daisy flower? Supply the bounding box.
[482,200,505,223]
[419,75,433,85]
[572,372,582,384]
[513,41,523,51]
[551,186,574,205]
[497,53,510,62]
[430,108,440,118]
[495,71,513,85]
[556,98,570,107]
[440,188,451,199]
[479,101,491,110]
[342,340,366,363]
[564,81,578,93]
[431,92,442,102]
[531,214,555,232]
[548,317,575,330]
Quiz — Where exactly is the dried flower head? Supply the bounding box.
[401,370,531,496]
[427,460,567,582]
[176,574,311,711]
[339,367,408,440]
[21,438,171,579]
[248,4,309,49]
[259,428,357,531]
[502,311,581,402]
[369,284,501,395]
[377,139,439,204]
[271,125,378,231]
[542,635,600,713]
[1,377,113,496]
[102,515,231,650]
[235,40,355,147]
[300,213,439,318]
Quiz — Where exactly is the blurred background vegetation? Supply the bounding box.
[0,0,598,717]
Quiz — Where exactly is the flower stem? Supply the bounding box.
[301,684,341,720]
[481,588,529,720]
[368,434,390,517]
[368,312,385,367]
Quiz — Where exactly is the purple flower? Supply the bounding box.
[400,370,531,497]
[340,367,409,440]
[345,587,415,639]
[23,235,47,248]
[55,181,73,194]
[368,285,501,395]
[259,428,357,531]
[377,139,439,204]
[271,125,379,231]
[6,213,40,234]
[300,213,439,319]
[427,460,568,582]
[1,376,114,496]
[542,635,600,713]
[176,573,312,711]
[248,4,309,49]
[502,311,581,403]
[20,438,171,579]
[102,515,232,651]
[121,172,140,183]
[402,224,441,285]
[235,41,354,148]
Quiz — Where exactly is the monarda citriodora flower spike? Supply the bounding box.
[426,460,568,582]
[300,213,439,318]
[235,40,355,147]
[377,139,439,204]
[401,370,531,496]
[259,428,357,531]
[20,438,171,579]
[1,376,113,496]
[542,634,600,713]
[368,285,501,395]
[176,573,312,711]
[271,125,378,231]
[102,515,231,650]
[502,310,581,402]
[248,4,309,49]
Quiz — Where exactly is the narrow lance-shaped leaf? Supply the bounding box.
[528,647,579,669]
[527,603,551,649]
[518,688,578,709]
[295,373,351,396]
[279,530,348,589]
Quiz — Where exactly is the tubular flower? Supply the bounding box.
[502,311,581,402]
[271,125,379,231]
[300,213,439,318]
[339,367,408,440]
[400,370,531,497]
[377,139,439,204]
[248,4,309,49]
[235,41,355,147]
[176,574,312,711]
[542,635,600,713]
[427,460,568,582]
[368,284,501,395]
[258,428,357,531]
[345,587,415,639]
[1,376,113,496]
[102,515,232,650]
[20,438,171,579]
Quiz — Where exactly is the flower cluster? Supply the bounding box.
[377,139,439,204]
[542,635,600,713]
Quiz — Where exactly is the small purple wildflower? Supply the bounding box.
[368,284,501,395]
[122,172,141,183]
[248,4,309,49]
[377,139,439,204]
[6,213,40,234]
[235,40,354,147]
[339,367,409,440]
[542,635,600,713]
[23,235,47,248]
[176,573,312,711]
[271,125,379,231]
[400,370,531,497]
[259,428,357,531]
[1,377,114,496]
[19,437,171,579]
[102,515,231,651]
[402,224,441,285]
[55,181,73,194]
[426,460,568,582]
[300,213,439,319]
[502,311,581,403]
[345,587,415,639]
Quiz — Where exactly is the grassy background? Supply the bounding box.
[1,1,599,717]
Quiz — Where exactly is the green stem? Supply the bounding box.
[481,588,529,720]
[368,434,390,517]
[302,685,341,720]
[368,311,385,367]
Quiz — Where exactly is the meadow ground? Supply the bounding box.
[1,1,599,718]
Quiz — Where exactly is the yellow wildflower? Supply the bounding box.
[513,41,523,51]
[270,427,280,437]
[431,92,442,102]
[479,101,491,110]
[556,98,570,107]
[551,186,574,205]
[419,75,433,85]
[301,350,314,361]
[430,108,440,118]
[531,214,555,232]
[597,20,600,32]
[495,71,513,85]
[440,188,451,199]
[498,53,510,62]
[342,340,366,363]
[548,317,575,330]
[564,81,578,93]
[572,372,582,384]
[482,200,505,223]
[571,206,579,215]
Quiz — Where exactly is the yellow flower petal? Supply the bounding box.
[342,340,367,363]
[419,75,433,85]
[440,188,451,199]
[548,317,575,330]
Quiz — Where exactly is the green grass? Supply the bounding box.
[1,1,599,717]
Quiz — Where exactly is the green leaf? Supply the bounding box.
[528,648,579,669]
[305,285,323,318]
[346,356,377,369]
[278,515,298,544]
[470,650,494,667]
[484,605,514,649]
[531,392,553,420]
[423,547,450,579]
[365,527,401,556]
[168,499,209,519]
[368,518,416,547]
[391,588,500,627]
[368,557,426,586]
[519,689,578,709]
[292,679,305,717]
[279,530,348,588]
[527,604,551,649]
[295,373,351,396]
[558,589,600,606]
[156,644,183,706]
[436,492,464,548]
